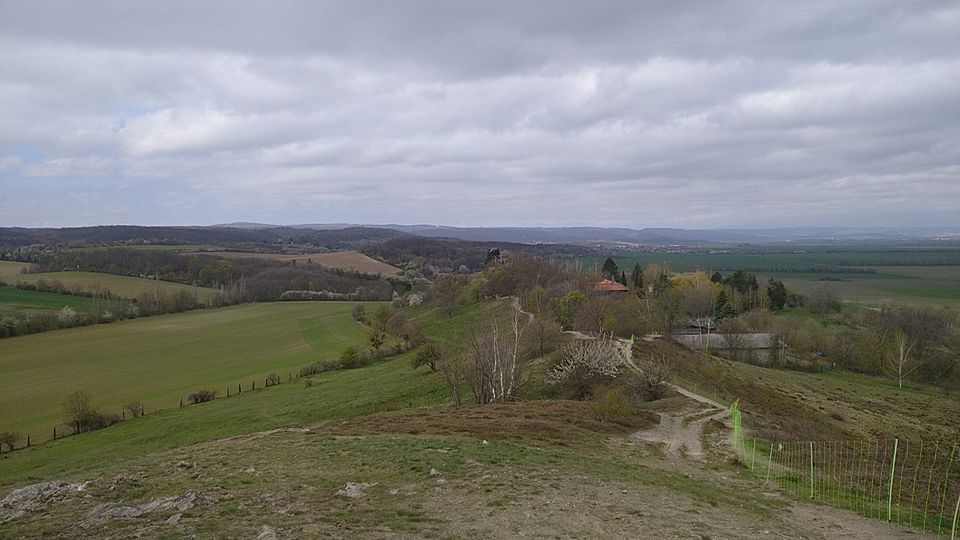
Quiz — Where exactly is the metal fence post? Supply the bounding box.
[810,441,815,500]
[888,438,899,521]
[951,486,959,540]
[765,443,774,482]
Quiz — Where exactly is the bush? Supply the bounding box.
[188,390,217,404]
[124,402,143,418]
[622,362,670,404]
[265,373,281,386]
[341,345,361,368]
[412,342,444,371]
[299,361,339,377]
[61,390,99,432]
[0,431,21,453]
[352,303,366,322]
[589,386,634,425]
[303,379,314,388]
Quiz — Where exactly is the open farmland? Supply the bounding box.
[769,265,960,307]
[190,250,402,277]
[0,261,215,302]
[0,287,96,318]
[579,249,960,306]
[0,302,375,442]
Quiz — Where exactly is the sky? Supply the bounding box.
[1,1,958,229]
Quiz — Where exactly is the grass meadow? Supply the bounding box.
[0,261,215,302]
[0,302,375,443]
[0,286,96,317]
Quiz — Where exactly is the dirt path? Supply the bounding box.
[566,330,729,459]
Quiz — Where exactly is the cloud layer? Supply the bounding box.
[1,1,958,228]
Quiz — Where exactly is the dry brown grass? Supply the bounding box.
[324,400,658,445]
[189,250,401,276]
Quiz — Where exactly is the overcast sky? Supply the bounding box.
[1,1,958,229]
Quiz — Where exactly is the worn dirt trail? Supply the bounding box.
[566,330,729,459]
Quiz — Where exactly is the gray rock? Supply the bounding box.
[256,525,278,540]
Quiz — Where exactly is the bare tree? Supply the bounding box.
[684,282,714,351]
[431,344,466,406]
[61,390,97,431]
[523,316,562,358]
[719,319,749,362]
[546,339,622,399]
[464,306,530,404]
[886,331,920,388]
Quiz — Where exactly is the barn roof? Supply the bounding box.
[592,278,630,292]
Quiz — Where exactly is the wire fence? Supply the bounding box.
[730,400,960,538]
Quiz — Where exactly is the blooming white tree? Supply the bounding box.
[546,339,622,399]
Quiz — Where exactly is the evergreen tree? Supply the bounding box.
[766,279,787,310]
[617,271,627,286]
[710,271,723,284]
[631,263,644,289]
[601,257,619,279]
[714,290,734,321]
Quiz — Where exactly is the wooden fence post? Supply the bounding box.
[53,427,57,440]
[141,404,145,417]
[252,381,255,390]
[238,383,242,394]
[76,421,80,434]
[26,434,30,447]
[179,397,183,407]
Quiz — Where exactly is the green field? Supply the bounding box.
[577,250,960,306]
[579,249,960,273]
[0,286,96,318]
[0,302,376,441]
[770,266,960,307]
[0,261,214,302]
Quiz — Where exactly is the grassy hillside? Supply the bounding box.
[0,286,96,317]
[633,339,960,442]
[0,299,945,538]
[192,250,402,277]
[0,261,215,302]
[0,302,374,441]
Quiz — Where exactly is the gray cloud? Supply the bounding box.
[1,1,958,228]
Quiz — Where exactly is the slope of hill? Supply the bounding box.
[0,299,952,538]
[0,302,370,440]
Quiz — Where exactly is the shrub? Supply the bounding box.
[0,431,21,453]
[265,373,281,386]
[622,361,670,404]
[61,390,99,432]
[303,379,314,388]
[589,386,634,425]
[352,304,366,322]
[124,402,143,418]
[188,390,217,404]
[341,345,361,367]
[412,342,443,371]
[299,361,338,377]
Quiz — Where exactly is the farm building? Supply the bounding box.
[592,278,630,293]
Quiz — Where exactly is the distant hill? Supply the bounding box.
[0,225,410,249]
